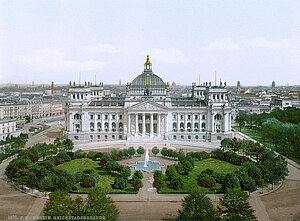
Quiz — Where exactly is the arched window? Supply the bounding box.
[180,122,184,129]
[104,122,109,129]
[74,114,81,120]
[90,122,94,129]
[214,114,222,120]
[112,122,116,129]
[119,122,123,129]
[201,122,206,128]
[97,122,101,128]
[173,122,177,129]
[194,122,199,129]
[187,122,191,129]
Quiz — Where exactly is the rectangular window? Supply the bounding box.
[97,135,100,139]
[98,115,101,119]
[202,115,205,120]
[173,114,176,120]
[112,115,115,119]
[119,115,122,120]
[105,115,108,120]
[180,115,184,120]
[188,115,191,120]
[173,135,176,140]
[90,115,94,120]
[195,115,198,120]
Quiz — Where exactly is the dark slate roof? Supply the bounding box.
[171,98,207,107]
[89,97,125,107]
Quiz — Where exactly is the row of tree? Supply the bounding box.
[43,187,119,220]
[178,188,257,220]
[0,133,28,164]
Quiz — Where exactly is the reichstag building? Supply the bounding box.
[65,55,232,142]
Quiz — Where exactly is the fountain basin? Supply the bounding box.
[131,161,164,172]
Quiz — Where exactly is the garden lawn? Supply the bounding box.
[56,158,136,193]
[159,158,239,194]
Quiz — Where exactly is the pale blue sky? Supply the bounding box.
[0,0,299,85]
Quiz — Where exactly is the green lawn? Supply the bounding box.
[56,158,136,193]
[159,158,239,194]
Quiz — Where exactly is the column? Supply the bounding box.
[150,113,153,135]
[108,113,111,131]
[101,114,105,131]
[184,114,187,132]
[142,113,146,135]
[177,113,180,132]
[128,114,131,134]
[164,114,167,134]
[69,113,72,132]
[158,114,161,134]
[191,113,194,131]
[135,113,138,134]
[81,113,85,132]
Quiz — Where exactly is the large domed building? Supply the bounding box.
[65,55,232,142]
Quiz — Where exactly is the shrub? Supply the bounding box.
[212,172,225,184]
[222,151,239,164]
[71,172,85,183]
[80,176,96,188]
[222,173,240,191]
[201,169,214,176]
[161,147,168,157]
[153,177,165,189]
[152,147,159,156]
[170,173,183,190]
[132,178,143,191]
[137,146,144,155]
[93,152,103,160]
[56,151,71,163]
[132,171,143,180]
[166,165,177,180]
[120,166,131,179]
[74,150,85,159]
[66,152,74,159]
[154,170,163,179]
[198,176,216,188]
[210,149,223,160]
[128,147,135,156]
[235,156,249,165]
[87,151,97,159]
[112,176,127,189]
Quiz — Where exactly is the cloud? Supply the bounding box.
[202,38,240,51]
[245,38,290,49]
[143,48,188,63]
[86,44,119,53]
[15,48,109,71]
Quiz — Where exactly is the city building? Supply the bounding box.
[0,119,17,141]
[65,55,232,142]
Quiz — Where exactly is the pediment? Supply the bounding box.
[128,100,168,111]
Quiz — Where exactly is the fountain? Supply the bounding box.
[144,148,149,167]
[131,148,164,172]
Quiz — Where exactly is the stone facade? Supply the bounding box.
[65,56,232,142]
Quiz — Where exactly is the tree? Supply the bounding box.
[235,167,257,194]
[137,146,144,155]
[84,187,119,220]
[152,147,159,156]
[62,139,74,152]
[166,165,177,180]
[222,173,240,192]
[198,176,216,188]
[128,147,135,156]
[170,173,183,190]
[80,176,96,188]
[153,177,165,190]
[112,176,127,189]
[25,116,31,124]
[43,191,73,216]
[161,147,168,157]
[221,138,233,151]
[178,190,218,220]
[235,111,248,131]
[120,166,131,179]
[132,170,143,180]
[219,188,257,221]
[132,178,143,191]
[178,159,193,175]
[153,170,163,179]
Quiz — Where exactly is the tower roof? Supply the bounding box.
[145,54,151,65]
